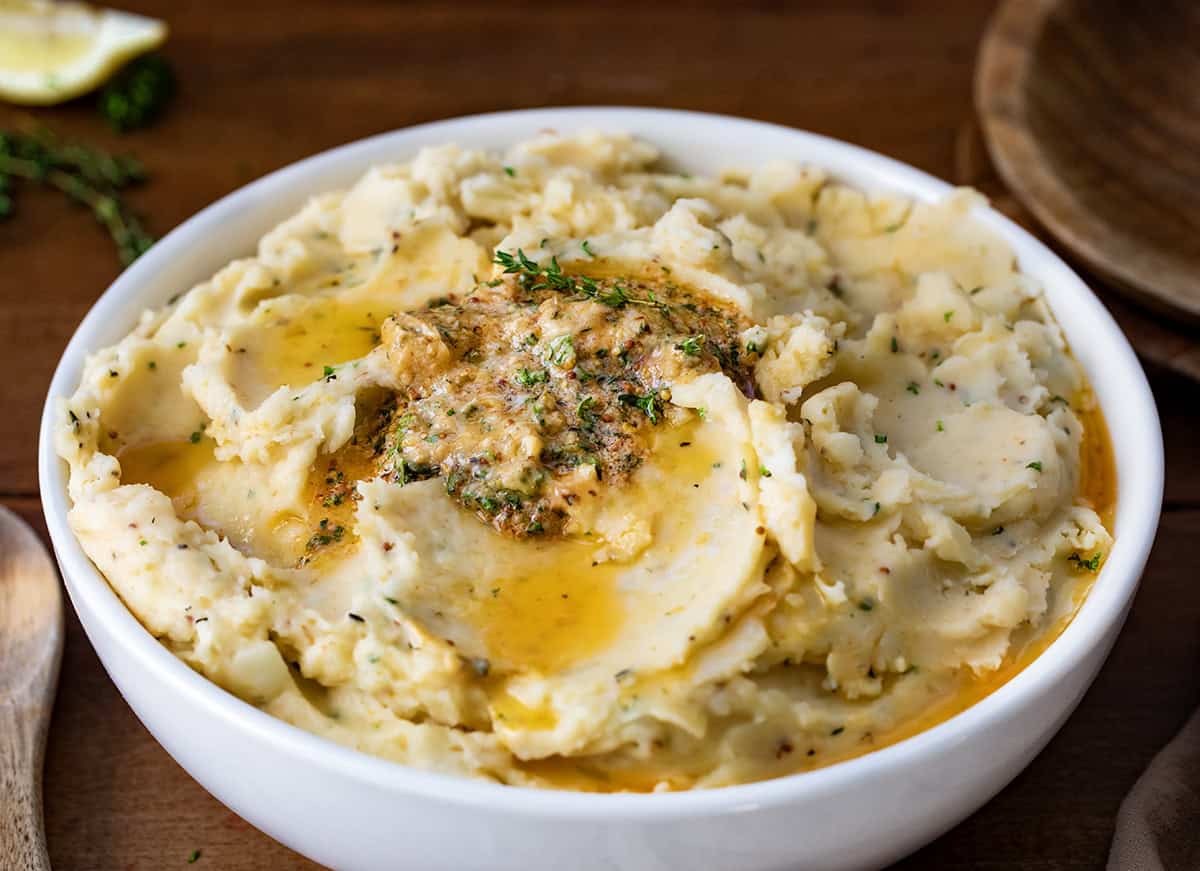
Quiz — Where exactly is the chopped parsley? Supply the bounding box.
[545,334,575,367]
[675,335,704,356]
[936,419,945,432]
[1068,551,1103,572]
[943,310,955,322]
[874,433,888,444]
[516,367,548,387]
[906,381,920,395]
[1026,461,1043,472]
[618,389,661,424]
[502,165,516,177]
[890,336,899,353]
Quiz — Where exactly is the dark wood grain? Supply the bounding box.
[0,1,1196,869]
[977,0,1200,323]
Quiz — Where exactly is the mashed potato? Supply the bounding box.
[56,131,1113,790]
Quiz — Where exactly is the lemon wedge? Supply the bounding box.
[0,0,166,105]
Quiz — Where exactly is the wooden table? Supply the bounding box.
[3,2,1196,868]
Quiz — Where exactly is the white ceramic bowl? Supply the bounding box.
[39,108,1163,871]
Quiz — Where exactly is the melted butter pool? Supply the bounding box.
[473,543,625,675]
[117,437,309,565]
[468,423,720,675]
[234,298,385,402]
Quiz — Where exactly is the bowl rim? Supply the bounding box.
[38,106,1164,820]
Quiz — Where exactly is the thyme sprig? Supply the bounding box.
[493,248,667,310]
[0,129,155,265]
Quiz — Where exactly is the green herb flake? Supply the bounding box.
[936,419,945,432]
[874,433,888,444]
[546,334,575,367]
[503,165,516,178]
[618,390,662,424]
[905,381,919,395]
[1026,461,1043,472]
[675,335,704,356]
[943,310,955,322]
[1068,551,1103,572]
[890,336,899,353]
[581,239,596,258]
[187,849,202,864]
[516,367,548,387]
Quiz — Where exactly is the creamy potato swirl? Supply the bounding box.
[57,132,1113,790]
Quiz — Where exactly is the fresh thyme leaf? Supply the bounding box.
[492,248,668,310]
[98,54,176,132]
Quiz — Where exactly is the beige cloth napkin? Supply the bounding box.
[1109,706,1200,870]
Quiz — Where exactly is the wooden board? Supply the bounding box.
[955,116,1200,385]
[1,1,1197,868]
[977,0,1200,323]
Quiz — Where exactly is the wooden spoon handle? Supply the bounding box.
[0,701,53,871]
